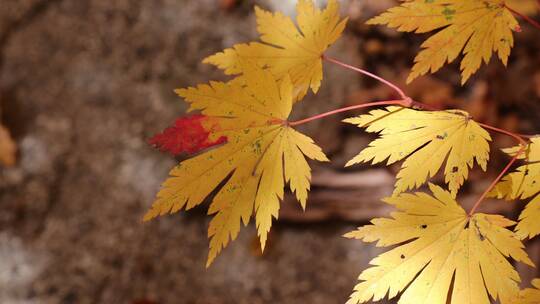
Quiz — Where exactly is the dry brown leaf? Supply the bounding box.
[0,124,16,167]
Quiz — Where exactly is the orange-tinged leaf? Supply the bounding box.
[368,0,520,84]
[0,124,16,167]
[144,61,328,266]
[203,0,347,101]
[345,184,533,304]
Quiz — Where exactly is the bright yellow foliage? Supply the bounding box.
[344,106,491,197]
[368,0,520,84]
[490,137,540,239]
[203,0,347,101]
[514,279,540,304]
[345,184,533,304]
[144,61,328,266]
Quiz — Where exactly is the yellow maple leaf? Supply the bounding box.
[144,61,328,266]
[344,106,491,197]
[345,183,533,304]
[513,278,540,304]
[368,0,520,84]
[203,0,347,101]
[490,137,540,239]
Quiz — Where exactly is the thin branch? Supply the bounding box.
[288,95,534,214]
[468,123,529,216]
[516,133,538,139]
[468,144,526,216]
[288,99,407,127]
[300,55,537,216]
[505,4,540,30]
[323,55,408,100]
[478,123,528,146]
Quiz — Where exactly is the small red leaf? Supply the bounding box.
[149,115,226,155]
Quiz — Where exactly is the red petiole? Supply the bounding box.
[288,99,408,127]
[467,146,525,216]
[468,124,529,216]
[290,55,535,215]
[505,4,540,31]
[323,55,408,100]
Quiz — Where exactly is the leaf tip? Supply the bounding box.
[405,73,417,84]
[205,256,215,268]
[460,75,470,86]
[259,237,267,253]
[254,5,266,16]
[142,210,157,223]
[342,117,356,124]
[344,158,359,167]
[174,88,189,98]
[201,56,212,65]
[300,200,307,211]
[343,231,357,239]
[365,17,378,26]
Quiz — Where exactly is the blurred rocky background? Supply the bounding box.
[0,0,539,303]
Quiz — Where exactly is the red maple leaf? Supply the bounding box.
[149,115,226,155]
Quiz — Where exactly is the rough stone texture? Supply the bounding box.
[0,1,539,304]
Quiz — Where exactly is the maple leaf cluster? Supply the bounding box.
[369,0,520,84]
[146,0,342,266]
[490,138,540,239]
[145,0,540,303]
